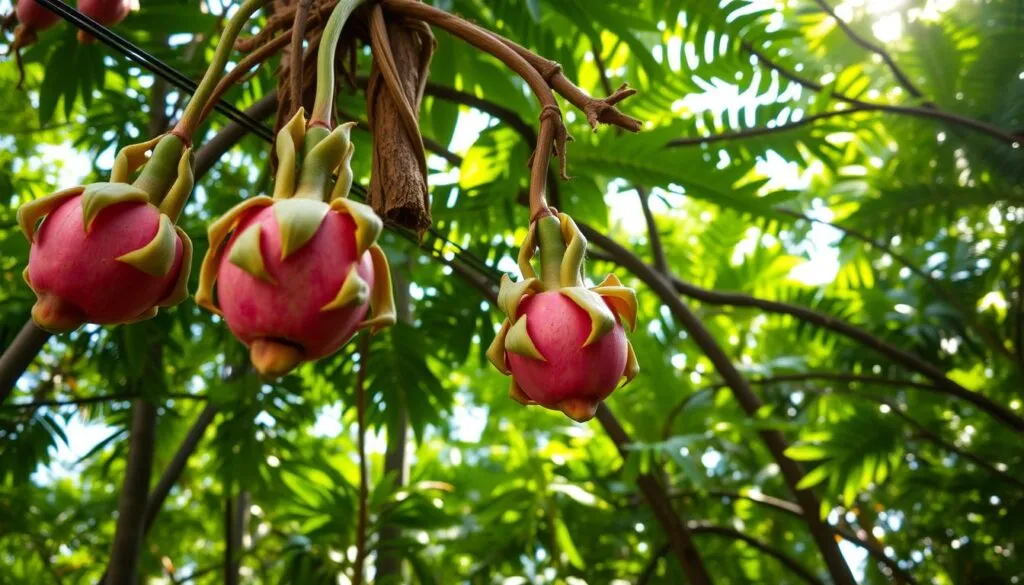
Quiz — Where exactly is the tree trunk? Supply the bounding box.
[105,399,158,585]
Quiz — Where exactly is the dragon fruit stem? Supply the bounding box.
[172,0,268,138]
[310,0,366,127]
[536,216,567,290]
[132,134,184,203]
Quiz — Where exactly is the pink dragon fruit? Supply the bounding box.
[76,0,131,43]
[196,111,395,379]
[19,134,195,332]
[9,0,62,86]
[488,213,639,422]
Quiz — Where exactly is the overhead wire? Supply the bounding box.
[32,0,506,285]
[33,0,275,142]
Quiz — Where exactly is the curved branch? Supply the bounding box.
[777,209,1016,364]
[811,0,926,100]
[799,386,1024,490]
[579,225,857,585]
[597,405,715,585]
[289,0,315,117]
[668,107,875,147]
[1,393,207,411]
[353,334,370,585]
[663,273,1024,432]
[743,43,1021,145]
[688,522,826,585]
[0,321,52,406]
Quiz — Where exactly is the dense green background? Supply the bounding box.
[1,0,1022,583]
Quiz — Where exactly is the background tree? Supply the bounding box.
[1,0,1022,584]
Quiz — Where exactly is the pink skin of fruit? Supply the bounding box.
[216,205,374,370]
[506,291,628,410]
[16,0,61,30]
[27,196,184,330]
[75,0,131,42]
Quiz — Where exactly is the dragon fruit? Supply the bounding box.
[9,0,62,86]
[19,134,195,332]
[487,213,639,422]
[76,0,131,43]
[196,110,396,379]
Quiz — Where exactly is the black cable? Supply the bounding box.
[34,0,505,283]
[34,0,275,142]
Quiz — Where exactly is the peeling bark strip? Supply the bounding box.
[367,4,434,232]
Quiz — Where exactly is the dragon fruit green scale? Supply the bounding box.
[487,213,639,422]
[196,109,396,379]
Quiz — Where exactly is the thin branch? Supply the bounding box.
[667,107,874,147]
[1,392,207,411]
[142,404,220,534]
[630,489,918,584]
[663,272,1024,432]
[637,186,669,275]
[581,224,858,585]
[352,333,370,585]
[495,32,642,132]
[0,321,51,406]
[798,386,1024,490]
[590,36,615,98]
[596,404,715,585]
[687,522,827,585]
[811,0,926,100]
[744,43,1022,145]
[377,271,412,581]
[778,208,1017,364]
[289,0,315,117]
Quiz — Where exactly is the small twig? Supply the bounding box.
[799,386,1024,490]
[743,43,1022,145]
[688,523,826,585]
[201,30,293,123]
[778,209,1016,364]
[289,0,315,117]
[496,33,642,132]
[352,333,370,585]
[590,36,615,98]
[667,107,874,147]
[1,392,207,411]
[811,0,926,101]
[637,186,668,274]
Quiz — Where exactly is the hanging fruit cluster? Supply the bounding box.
[13,0,642,422]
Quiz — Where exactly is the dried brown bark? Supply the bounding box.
[367,5,434,232]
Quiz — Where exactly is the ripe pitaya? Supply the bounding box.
[9,0,62,86]
[196,110,396,379]
[487,213,639,422]
[19,134,195,332]
[75,0,131,43]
